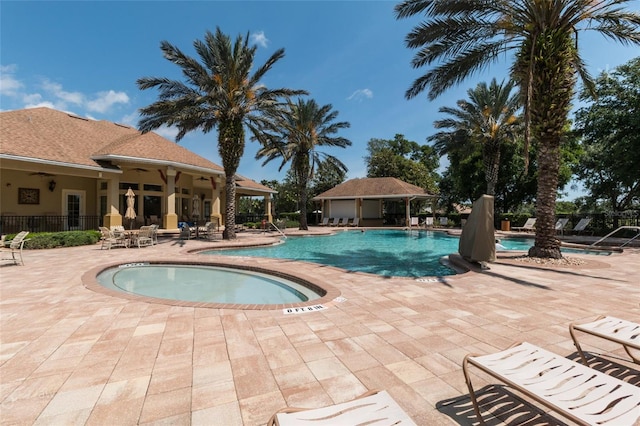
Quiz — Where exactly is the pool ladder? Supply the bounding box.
[590,226,640,248]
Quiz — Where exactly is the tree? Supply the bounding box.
[254,98,351,230]
[573,57,640,211]
[365,134,439,193]
[137,27,305,239]
[311,159,347,198]
[395,0,640,258]
[429,79,520,196]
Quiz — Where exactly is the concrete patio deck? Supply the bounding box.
[1,229,638,425]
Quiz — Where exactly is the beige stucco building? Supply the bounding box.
[0,107,275,234]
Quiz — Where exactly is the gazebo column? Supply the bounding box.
[405,197,411,227]
[264,194,273,223]
[103,177,122,228]
[164,168,178,230]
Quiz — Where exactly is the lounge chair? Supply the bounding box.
[512,218,536,232]
[410,217,420,227]
[338,217,350,226]
[267,389,417,426]
[348,217,360,227]
[439,216,449,227]
[555,218,569,235]
[135,226,154,248]
[329,217,340,227]
[422,217,434,228]
[99,226,128,249]
[570,217,592,235]
[1,231,30,265]
[317,217,329,227]
[570,315,640,365]
[463,341,640,426]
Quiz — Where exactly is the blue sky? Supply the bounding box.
[2,1,638,200]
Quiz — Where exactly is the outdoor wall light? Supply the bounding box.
[48,180,56,192]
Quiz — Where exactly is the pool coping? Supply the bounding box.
[82,258,342,311]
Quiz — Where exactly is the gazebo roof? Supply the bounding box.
[313,177,437,200]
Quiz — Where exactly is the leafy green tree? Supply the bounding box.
[429,79,520,196]
[395,0,640,258]
[254,98,351,230]
[261,177,299,215]
[311,159,347,198]
[137,27,305,239]
[573,58,640,211]
[365,134,439,193]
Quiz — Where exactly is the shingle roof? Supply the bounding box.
[0,107,224,173]
[313,177,437,200]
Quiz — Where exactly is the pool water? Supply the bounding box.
[202,230,608,277]
[97,263,322,304]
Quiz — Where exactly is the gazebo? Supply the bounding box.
[313,177,438,226]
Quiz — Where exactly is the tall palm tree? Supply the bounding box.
[395,0,640,259]
[137,27,306,239]
[429,78,520,196]
[253,98,351,230]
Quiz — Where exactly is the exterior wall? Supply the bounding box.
[328,199,356,218]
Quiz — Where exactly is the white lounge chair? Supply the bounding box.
[1,231,30,265]
[571,217,592,235]
[555,218,569,235]
[338,217,350,226]
[439,216,449,227]
[348,217,360,227]
[267,389,416,426]
[463,341,640,426]
[317,217,329,226]
[422,217,434,227]
[570,315,640,365]
[329,217,340,227]
[512,218,536,232]
[410,217,419,227]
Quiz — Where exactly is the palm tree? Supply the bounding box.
[395,0,640,259]
[137,27,306,239]
[253,98,351,230]
[429,78,520,196]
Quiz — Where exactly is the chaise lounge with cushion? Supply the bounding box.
[512,218,536,232]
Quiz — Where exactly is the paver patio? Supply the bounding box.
[1,229,638,425]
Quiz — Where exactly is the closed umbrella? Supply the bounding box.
[125,187,136,230]
[192,194,201,221]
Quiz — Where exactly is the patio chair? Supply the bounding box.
[267,389,417,426]
[338,217,350,226]
[463,341,640,426]
[1,231,30,265]
[329,217,340,227]
[135,226,154,248]
[512,218,536,232]
[422,217,434,228]
[410,217,419,227]
[149,224,159,245]
[99,227,128,249]
[439,216,449,227]
[570,315,640,365]
[555,218,570,235]
[348,217,360,227]
[317,217,330,226]
[570,218,592,235]
[204,221,219,241]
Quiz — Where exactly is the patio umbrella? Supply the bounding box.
[125,187,136,230]
[192,194,201,222]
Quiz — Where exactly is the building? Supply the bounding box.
[313,177,438,226]
[0,107,275,233]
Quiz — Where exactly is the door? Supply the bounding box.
[62,190,85,230]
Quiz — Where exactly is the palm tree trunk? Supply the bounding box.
[483,142,500,196]
[219,119,244,240]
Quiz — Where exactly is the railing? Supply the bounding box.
[0,215,102,234]
[590,226,640,248]
[267,222,287,239]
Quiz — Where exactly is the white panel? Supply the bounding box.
[330,200,356,218]
[362,199,380,219]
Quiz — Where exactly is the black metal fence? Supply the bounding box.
[1,215,102,234]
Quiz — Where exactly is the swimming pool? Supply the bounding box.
[96,263,324,305]
[201,230,608,277]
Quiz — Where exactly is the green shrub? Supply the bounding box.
[20,230,101,249]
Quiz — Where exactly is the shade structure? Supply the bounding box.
[192,194,201,220]
[458,195,495,263]
[124,187,136,229]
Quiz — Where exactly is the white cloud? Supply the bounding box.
[86,90,130,113]
[251,31,269,48]
[0,64,24,97]
[153,125,179,141]
[347,88,373,101]
[41,79,84,105]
